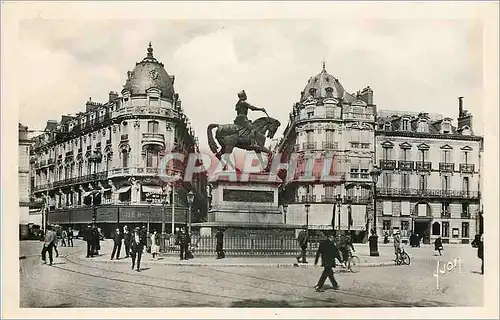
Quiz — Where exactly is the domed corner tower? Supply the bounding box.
[277,63,376,242]
[122,42,176,102]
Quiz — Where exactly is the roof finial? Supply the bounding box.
[147,42,153,56]
[322,58,326,72]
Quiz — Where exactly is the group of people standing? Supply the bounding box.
[40,225,74,265]
[82,224,102,258]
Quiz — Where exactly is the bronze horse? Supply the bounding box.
[207,117,281,170]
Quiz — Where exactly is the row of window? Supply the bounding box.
[36,121,161,158]
[381,173,472,191]
[34,149,161,185]
[382,148,472,163]
[382,220,470,238]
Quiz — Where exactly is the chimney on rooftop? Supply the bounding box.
[458,96,464,117]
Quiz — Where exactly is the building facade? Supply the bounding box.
[20,123,43,238]
[375,97,483,244]
[30,44,207,237]
[276,65,376,240]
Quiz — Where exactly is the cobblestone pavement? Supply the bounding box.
[20,240,483,308]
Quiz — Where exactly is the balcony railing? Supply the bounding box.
[349,172,370,179]
[398,160,414,171]
[302,142,317,150]
[459,163,475,173]
[301,195,317,203]
[142,133,165,143]
[377,188,480,199]
[439,162,455,172]
[109,167,169,177]
[380,160,396,170]
[322,141,339,150]
[415,161,432,171]
[344,196,371,205]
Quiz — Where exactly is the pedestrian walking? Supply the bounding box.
[53,227,60,258]
[67,227,74,247]
[477,235,484,274]
[215,228,225,259]
[434,236,443,256]
[110,227,123,260]
[296,228,309,263]
[84,225,93,258]
[41,225,56,265]
[150,230,160,260]
[129,227,146,272]
[123,225,131,258]
[61,229,67,247]
[178,227,191,260]
[314,232,341,292]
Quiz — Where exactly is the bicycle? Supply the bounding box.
[339,249,360,272]
[394,246,411,265]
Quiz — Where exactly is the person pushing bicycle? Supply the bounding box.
[393,230,402,261]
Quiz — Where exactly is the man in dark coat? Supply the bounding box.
[215,228,224,259]
[91,225,100,256]
[123,225,131,258]
[296,229,309,263]
[314,232,341,292]
[178,227,191,260]
[84,225,93,258]
[110,227,123,260]
[67,227,74,247]
[129,227,146,271]
[478,235,484,274]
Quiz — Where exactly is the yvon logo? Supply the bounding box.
[433,257,462,290]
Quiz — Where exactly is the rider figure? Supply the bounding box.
[234,90,267,148]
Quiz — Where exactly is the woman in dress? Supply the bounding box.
[150,229,160,260]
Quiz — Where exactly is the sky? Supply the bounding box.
[19,18,484,149]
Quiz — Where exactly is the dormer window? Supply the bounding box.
[325,87,334,98]
[417,119,428,133]
[309,88,317,97]
[384,122,391,131]
[442,122,451,134]
[401,118,410,131]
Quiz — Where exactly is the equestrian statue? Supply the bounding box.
[207,90,281,171]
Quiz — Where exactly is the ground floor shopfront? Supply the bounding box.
[375,199,479,244]
[47,204,191,238]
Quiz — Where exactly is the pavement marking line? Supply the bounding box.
[22,275,200,307]
[57,254,258,303]
[20,284,127,307]
[202,266,415,307]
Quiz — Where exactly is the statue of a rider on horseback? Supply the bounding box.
[207,90,281,169]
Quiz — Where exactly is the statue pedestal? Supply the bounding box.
[192,172,300,236]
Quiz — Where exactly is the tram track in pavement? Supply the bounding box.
[56,250,418,307]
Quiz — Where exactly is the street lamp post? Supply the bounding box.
[304,203,310,237]
[283,203,288,224]
[146,198,152,235]
[336,194,342,235]
[187,190,195,234]
[369,166,382,257]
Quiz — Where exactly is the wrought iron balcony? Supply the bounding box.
[322,141,339,150]
[398,160,414,171]
[302,142,317,150]
[459,163,474,173]
[142,133,165,144]
[415,161,432,171]
[377,188,480,199]
[380,160,396,170]
[321,195,337,203]
[344,196,371,205]
[301,194,317,203]
[439,162,455,172]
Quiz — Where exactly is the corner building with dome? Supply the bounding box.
[276,65,377,242]
[30,44,208,237]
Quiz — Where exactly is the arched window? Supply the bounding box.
[309,88,317,97]
[148,121,159,133]
[122,150,129,168]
